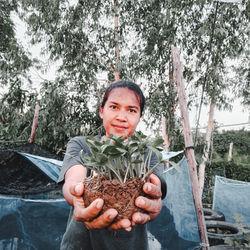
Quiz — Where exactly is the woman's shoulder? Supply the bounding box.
[68,135,102,146]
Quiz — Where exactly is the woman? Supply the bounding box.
[58,80,167,250]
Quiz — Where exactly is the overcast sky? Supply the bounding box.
[13,14,249,133]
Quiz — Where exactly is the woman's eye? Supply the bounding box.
[129,109,136,113]
[110,105,117,109]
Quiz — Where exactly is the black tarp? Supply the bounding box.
[0,143,62,195]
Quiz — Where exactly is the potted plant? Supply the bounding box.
[74,132,168,221]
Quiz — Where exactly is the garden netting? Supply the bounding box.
[0,150,201,250]
[212,175,250,227]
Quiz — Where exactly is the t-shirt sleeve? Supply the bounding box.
[57,136,90,184]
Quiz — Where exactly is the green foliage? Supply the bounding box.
[225,233,250,248]
[1,0,249,159]
[75,131,165,183]
[213,130,250,158]
[196,129,250,204]
[202,160,250,204]
[31,80,103,155]
[0,81,37,145]
[0,79,103,155]
[0,0,33,86]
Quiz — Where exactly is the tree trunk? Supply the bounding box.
[29,104,40,143]
[113,0,120,82]
[198,99,214,200]
[161,116,170,153]
[171,46,209,249]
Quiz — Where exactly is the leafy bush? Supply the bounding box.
[202,159,250,203]
[213,130,250,159]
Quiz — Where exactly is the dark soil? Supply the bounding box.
[83,175,149,221]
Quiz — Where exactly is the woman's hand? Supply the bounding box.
[70,182,132,231]
[132,174,162,226]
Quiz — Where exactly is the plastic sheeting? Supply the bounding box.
[18,152,62,182]
[0,156,201,250]
[148,157,201,250]
[212,175,250,226]
[0,195,70,250]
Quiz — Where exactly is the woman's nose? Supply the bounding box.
[116,110,127,121]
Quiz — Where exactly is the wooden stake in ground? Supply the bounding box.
[29,104,40,143]
[228,142,233,162]
[171,46,209,249]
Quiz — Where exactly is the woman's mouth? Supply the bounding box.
[112,125,127,131]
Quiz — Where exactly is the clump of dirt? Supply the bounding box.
[83,175,149,221]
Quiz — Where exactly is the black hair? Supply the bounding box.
[101,80,145,116]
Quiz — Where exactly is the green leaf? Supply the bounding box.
[152,137,164,148]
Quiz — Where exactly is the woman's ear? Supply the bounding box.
[99,107,103,119]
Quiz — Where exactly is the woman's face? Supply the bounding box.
[100,87,141,138]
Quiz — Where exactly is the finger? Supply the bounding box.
[70,182,84,197]
[74,198,104,222]
[132,212,151,225]
[135,196,162,213]
[85,208,118,230]
[107,218,131,231]
[143,183,162,199]
[149,174,161,186]
[143,175,162,199]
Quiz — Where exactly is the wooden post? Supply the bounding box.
[29,104,40,143]
[171,46,209,249]
[228,142,233,161]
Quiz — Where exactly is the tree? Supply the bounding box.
[0,0,32,87]
[0,0,36,150]
[192,1,249,199]
[1,0,248,156]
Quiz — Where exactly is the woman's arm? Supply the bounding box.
[62,164,87,206]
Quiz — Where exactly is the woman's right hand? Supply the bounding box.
[70,182,132,231]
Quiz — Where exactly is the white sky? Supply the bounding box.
[12,13,249,133]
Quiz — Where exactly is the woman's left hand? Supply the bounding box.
[132,174,162,226]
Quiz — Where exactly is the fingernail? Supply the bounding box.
[75,183,81,193]
[96,200,103,209]
[125,227,132,232]
[139,198,145,206]
[123,220,131,228]
[147,184,151,192]
[136,214,141,221]
[108,211,117,220]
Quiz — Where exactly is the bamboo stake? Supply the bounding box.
[29,104,40,143]
[171,46,209,249]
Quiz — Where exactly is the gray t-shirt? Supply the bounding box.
[58,136,166,250]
